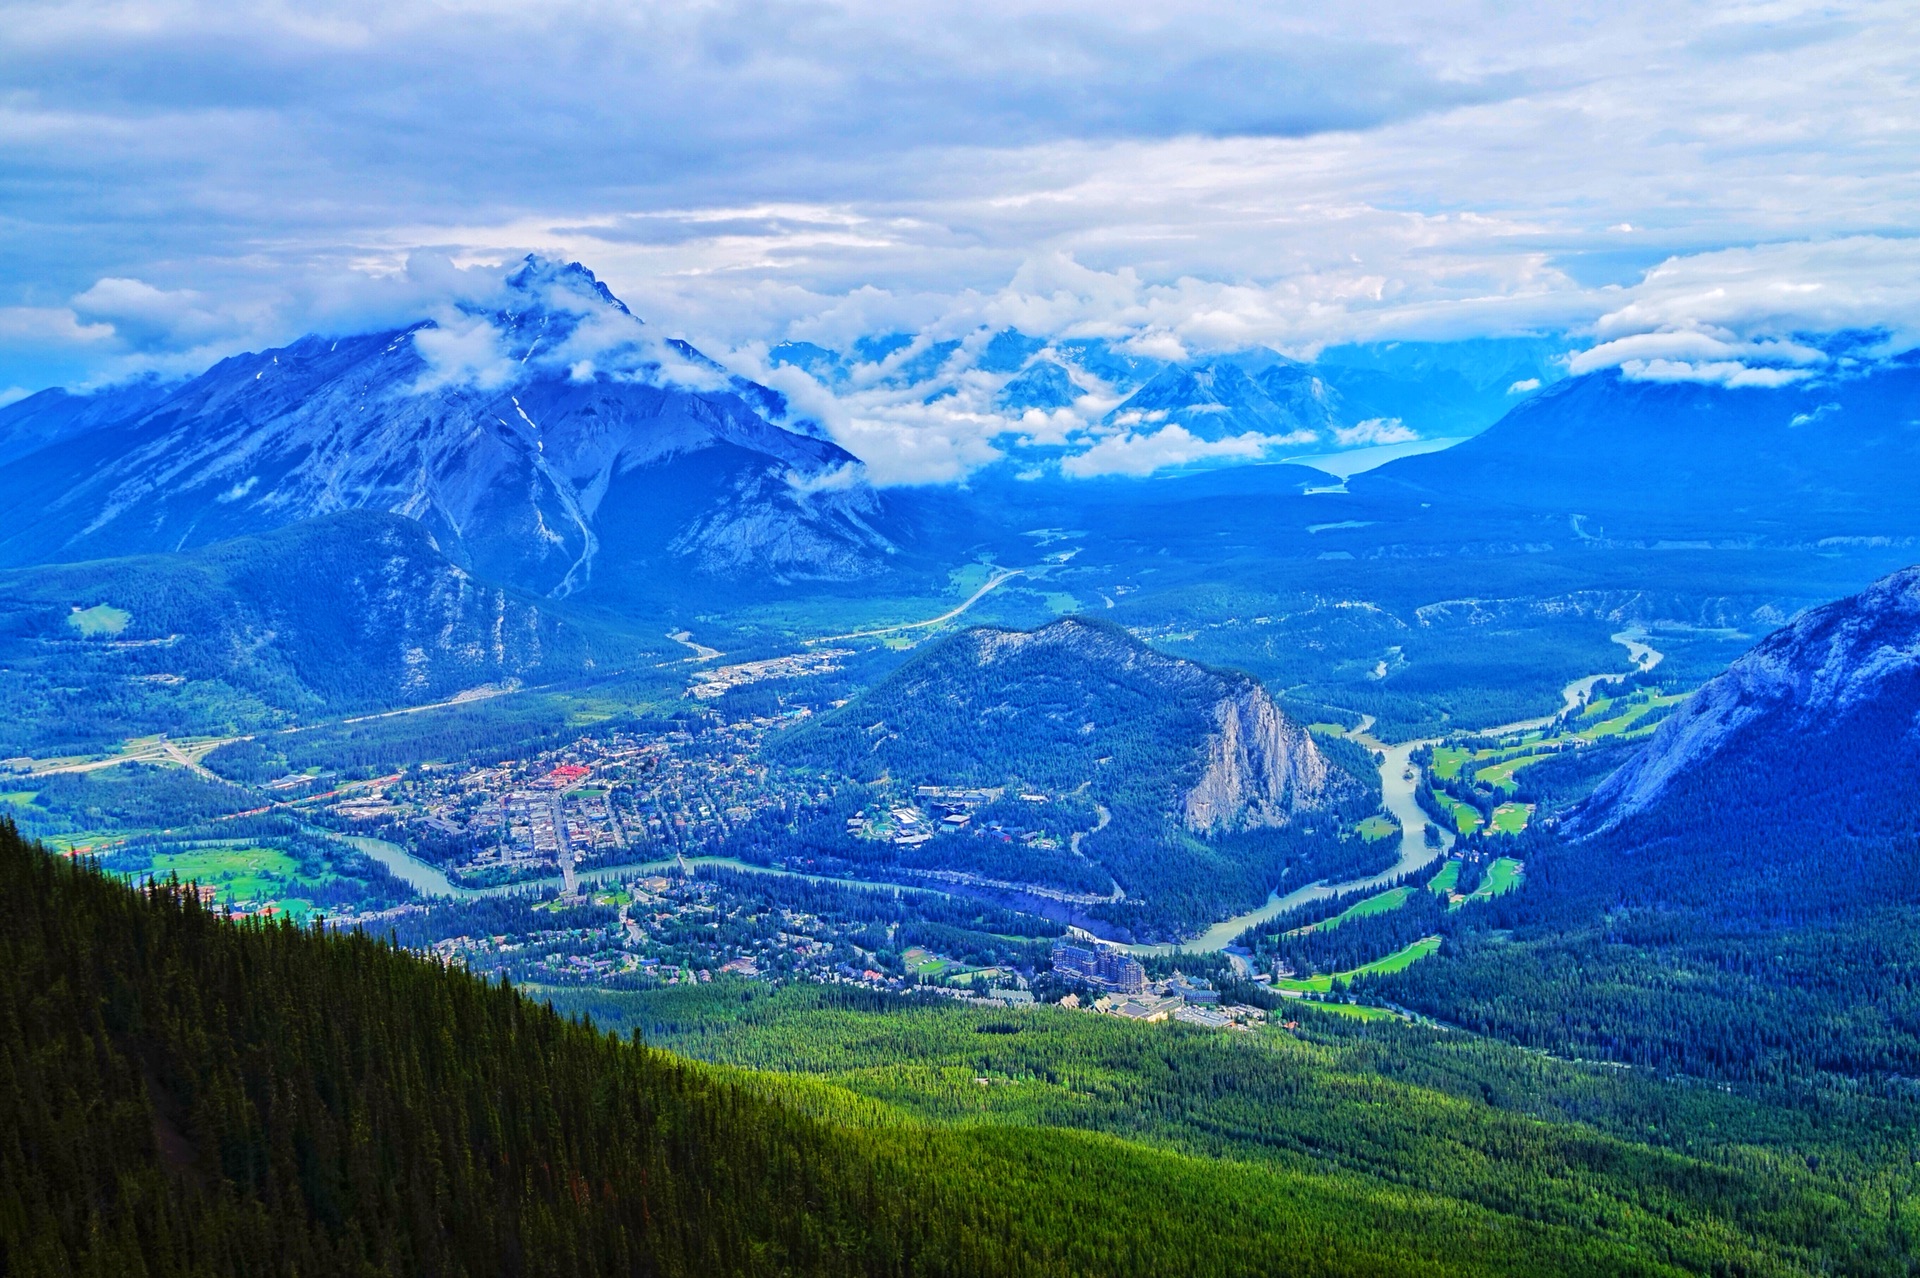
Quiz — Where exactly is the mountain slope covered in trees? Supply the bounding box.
[0,511,634,757]
[1356,360,1920,539]
[1375,563,1920,1082]
[0,823,1784,1278]
[770,617,1382,938]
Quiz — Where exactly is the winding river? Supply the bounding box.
[1126,629,1663,956]
[342,630,1665,953]
[340,835,963,904]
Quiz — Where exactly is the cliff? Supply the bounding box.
[1184,680,1335,831]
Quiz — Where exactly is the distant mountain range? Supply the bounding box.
[770,330,1567,460]
[1357,358,1920,538]
[0,259,894,601]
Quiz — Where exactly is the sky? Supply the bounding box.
[1,0,1917,478]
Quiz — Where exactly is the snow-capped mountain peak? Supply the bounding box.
[0,258,893,599]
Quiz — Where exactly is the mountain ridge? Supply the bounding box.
[1572,562,1920,837]
[0,258,894,598]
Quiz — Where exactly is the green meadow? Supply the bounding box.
[1276,936,1441,992]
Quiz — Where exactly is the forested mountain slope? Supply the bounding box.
[1376,563,1920,1081]
[0,511,625,756]
[770,618,1379,939]
[780,616,1355,825]
[1355,360,1920,538]
[0,823,1759,1278]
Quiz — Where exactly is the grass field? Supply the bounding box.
[1470,754,1545,793]
[1425,859,1459,894]
[1459,858,1525,907]
[1488,803,1532,835]
[1353,814,1398,843]
[1296,1001,1400,1022]
[1434,792,1482,836]
[1426,689,1688,798]
[65,603,131,636]
[1570,691,1686,744]
[1319,886,1412,931]
[1429,746,1471,781]
[905,945,971,978]
[146,845,311,912]
[1275,936,1442,992]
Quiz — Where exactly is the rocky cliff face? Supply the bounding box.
[1183,681,1334,831]
[969,617,1344,830]
[1573,564,1920,835]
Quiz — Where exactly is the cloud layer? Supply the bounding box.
[2,0,1917,472]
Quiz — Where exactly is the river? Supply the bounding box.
[1126,629,1664,956]
[340,834,965,903]
[344,633,1664,952]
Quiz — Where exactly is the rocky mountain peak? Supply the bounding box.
[971,617,1344,830]
[0,258,893,599]
[1573,564,1920,835]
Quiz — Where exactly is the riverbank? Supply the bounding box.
[1128,630,1666,956]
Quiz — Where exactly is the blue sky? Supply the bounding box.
[2,0,1917,474]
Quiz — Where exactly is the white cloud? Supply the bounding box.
[1507,377,1540,393]
[3,0,1918,455]
[409,314,516,393]
[785,462,865,495]
[0,305,114,345]
[1061,425,1273,478]
[0,386,30,408]
[1333,417,1419,447]
[832,410,1007,486]
[1615,358,1814,388]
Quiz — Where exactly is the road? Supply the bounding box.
[806,569,1024,643]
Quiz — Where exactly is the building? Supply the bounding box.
[1097,950,1147,993]
[1050,941,1146,994]
[1111,995,1179,1022]
[1173,1004,1234,1030]
[1167,974,1220,1004]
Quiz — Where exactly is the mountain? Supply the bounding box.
[6,822,1725,1278]
[0,376,179,467]
[0,511,623,756]
[1375,564,1920,1081]
[1103,354,1341,445]
[0,258,894,599]
[784,617,1347,829]
[772,618,1374,938]
[997,359,1081,412]
[1567,563,1920,893]
[1356,359,1920,538]
[1311,337,1569,440]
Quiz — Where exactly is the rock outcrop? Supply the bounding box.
[1184,681,1334,831]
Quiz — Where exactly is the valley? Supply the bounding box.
[9,263,1920,1276]
[17,5,1920,1271]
